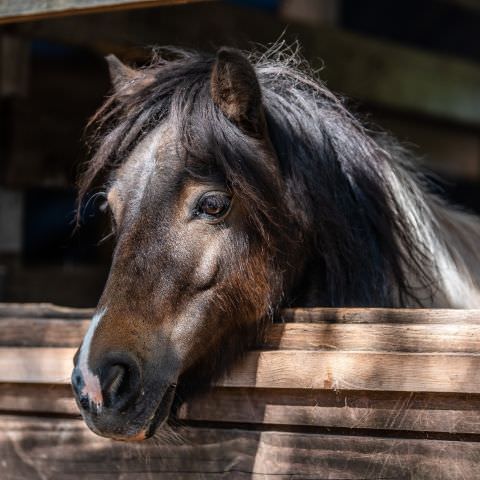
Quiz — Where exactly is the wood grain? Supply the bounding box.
[5,303,477,323]
[0,318,89,347]
[179,387,480,435]
[3,306,480,351]
[1,416,480,479]
[0,348,75,384]
[0,303,93,318]
[281,307,480,324]
[3,383,480,435]
[223,350,480,393]
[0,383,80,416]
[0,0,208,25]
[1,304,480,477]
[2,347,480,394]
[265,323,480,352]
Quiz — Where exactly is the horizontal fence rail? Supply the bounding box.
[1,303,480,479]
[0,0,207,25]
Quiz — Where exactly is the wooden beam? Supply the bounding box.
[367,111,480,180]
[0,0,209,25]
[223,350,480,394]
[2,347,480,394]
[2,305,480,352]
[303,26,480,127]
[1,416,480,479]
[0,383,79,416]
[3,315,480,352]
[282,307,480,324]
[0,35,30,97]
[1,302,479,321]
[443,0,480,11]
[3,383,480,436]
[265,323,480,353]
[178,387,480,435]
[0,317,89,347]
[0,302,93,318]
[280,0,339,26]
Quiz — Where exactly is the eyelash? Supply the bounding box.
[194,192,232,221]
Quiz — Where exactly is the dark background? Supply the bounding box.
[0,0,479,306]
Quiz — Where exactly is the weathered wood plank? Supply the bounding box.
[4,315,480,352]
[0,348,75,384]
[0,0,208,25]
[179,387,480,435]
[0,383,80,416]
[0,35,30,97]
[0,302,93,318]
[223,350,480,394]
[1,416,479,479]
[7,303,478,324]
[281,307,480,324]
[370,111,480,179]
[303,26,480,127]
[0,318,89,347]
[2,347,480,394]
[3,383,480,435]
[265,323,480,352]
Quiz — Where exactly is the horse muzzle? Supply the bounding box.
[71,352,177,440]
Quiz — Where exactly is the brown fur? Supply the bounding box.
[73,45,480,442]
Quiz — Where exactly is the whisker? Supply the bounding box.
[98,230,115,245]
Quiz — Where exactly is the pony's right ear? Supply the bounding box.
[105,54,155,96]
[210,47,265,136]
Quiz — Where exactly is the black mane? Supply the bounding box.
[80,45,434,307]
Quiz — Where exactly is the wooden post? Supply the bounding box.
[0,0,210,25]
[0,34,29,97]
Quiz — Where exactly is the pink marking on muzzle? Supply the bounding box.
[80,369,103,410]
[78,308,107,411]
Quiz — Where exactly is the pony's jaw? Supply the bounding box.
[74,375,178,441]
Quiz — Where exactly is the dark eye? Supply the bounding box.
[195,192,231,220]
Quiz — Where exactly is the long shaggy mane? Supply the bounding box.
[79,42,436,307]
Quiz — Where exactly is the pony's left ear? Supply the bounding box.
[210,47,265,136]
[106,54,155,97]
[106,54,136,91]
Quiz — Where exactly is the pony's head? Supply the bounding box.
[71,48,299,440]
[71,46,431,440]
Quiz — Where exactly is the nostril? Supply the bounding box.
[105,365,126,397]
[101,359,140,411]
[102,364,126,406]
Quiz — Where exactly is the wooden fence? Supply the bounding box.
[1,303,480,478]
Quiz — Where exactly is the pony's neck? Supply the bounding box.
[385,162,480,308]
[287,161,480,309]
[423,200,480,308]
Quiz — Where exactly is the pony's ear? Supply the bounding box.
[105,54,155,96]
[106,54,136,91]
[210,47,264,136]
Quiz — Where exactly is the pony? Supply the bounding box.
[71,44,480,441]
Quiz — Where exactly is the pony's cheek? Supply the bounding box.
[189,234,229,290]
[193,250,219,290]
